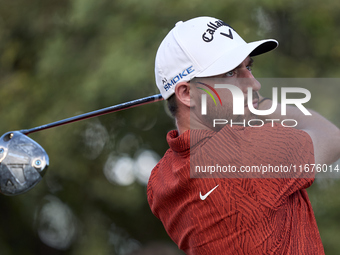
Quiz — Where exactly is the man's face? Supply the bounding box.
[190,56,261,131]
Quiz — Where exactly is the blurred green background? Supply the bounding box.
[0,0,340,254]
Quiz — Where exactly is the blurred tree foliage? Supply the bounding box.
[0,0,340,254]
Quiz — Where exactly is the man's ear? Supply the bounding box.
[174,82,191,108]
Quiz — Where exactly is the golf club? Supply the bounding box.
[0,94,164,196]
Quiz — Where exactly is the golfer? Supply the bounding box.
[147,16,340,254]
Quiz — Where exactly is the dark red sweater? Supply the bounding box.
[147,124,324,254]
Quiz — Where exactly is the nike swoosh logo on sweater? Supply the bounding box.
[200,185,219,200]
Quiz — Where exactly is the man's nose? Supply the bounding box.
[238,69,261,93]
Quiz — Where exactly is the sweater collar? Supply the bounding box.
[166,129,215,154]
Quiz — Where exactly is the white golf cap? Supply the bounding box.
[155,16,278,99]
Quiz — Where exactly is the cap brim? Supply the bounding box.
[196,39,278,78]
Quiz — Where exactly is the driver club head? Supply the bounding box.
[0,131,49,196]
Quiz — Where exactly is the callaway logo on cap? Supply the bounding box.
[155,16,278,99]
